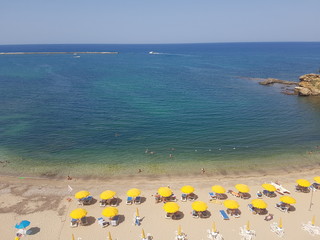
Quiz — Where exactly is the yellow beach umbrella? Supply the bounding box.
[279,218,282,228]
[108,232,112,240]
[251,199,267,209]
[312,216,316,226]
[296,179,311,187]
[235,184,250,193]
[262,183,276,192]
[280,196,296,204]
[72,234,75,240]
[163,202,180,213]
[70,208,87,219]
[102,207,118,218]
[246,221,250,231]
[192,201,208,212]
[127,188,141,197]
[100,190,116,200]
[142,229,146,239]
[178,225,182,235]
[211,185,226,194]
[158,187,172,197]
[136,208,140,217]
[224,199,240,209]
[75,190,90,199]
[314,176,320,183]
[181,185,194,194]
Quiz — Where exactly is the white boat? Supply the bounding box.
[149,51,159,54]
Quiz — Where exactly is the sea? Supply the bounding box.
[0,42,320,178]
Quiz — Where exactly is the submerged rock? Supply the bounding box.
[296,74,320,96]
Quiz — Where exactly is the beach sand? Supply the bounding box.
[1,169,320,240]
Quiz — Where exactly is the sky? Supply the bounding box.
[1,0,320,44]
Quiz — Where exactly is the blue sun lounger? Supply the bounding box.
[219,210,230,220]
[126,196,133,205]
[209,192,217,199]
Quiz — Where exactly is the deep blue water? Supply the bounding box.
[0,42,320,176]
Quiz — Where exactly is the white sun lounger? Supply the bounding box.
[302,221,320,236]
[270,222,284,237]
[270,182,290,195]
[239,226,256,240]
[207,229,224,240]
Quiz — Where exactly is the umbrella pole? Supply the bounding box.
[309,187,314,211]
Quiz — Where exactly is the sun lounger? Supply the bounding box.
[83,196,93,205]
[169,194,177,202]
[239,226,256,240]
[80,217,88,226]
[248,204,257,215]
[302,221,320,236]
[70,219,78,228]
[270,222,284,237]
[97,217,109,228]
[256,191,263,198]
[111,215,119,226]
[219,210,230,220]
[207,230,224,240]
[134,216,141,226]
[275,202,289,213]
[271,182,290,195]
[181,193,187,202]
[99,199,107,207]
[312,183,320,190]
[192,210,199,218]
[188,193,197,201]
[126,196,133,205]
[110,197,118,207]
[295,185,310,193]
[134,196,141,204]
[228,190,240,198]
[165,212,172,219]
[209,192,217,200]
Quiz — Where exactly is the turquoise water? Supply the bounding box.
[0,43,320,177]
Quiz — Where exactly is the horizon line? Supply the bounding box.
[1,41,320,46]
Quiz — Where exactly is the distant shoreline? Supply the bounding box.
[0,51,118,55]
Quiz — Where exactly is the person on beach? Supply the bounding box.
[201,168,205,174]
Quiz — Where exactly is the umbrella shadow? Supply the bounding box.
[26,227,40,235]
[289,206,296,212]
[85,216,96,226]
[218,194,228,200]
[139,197,147,204]
[172,211,184,220]
[199,210,211,218]
[118,215,125,224]
[241,193,251,199]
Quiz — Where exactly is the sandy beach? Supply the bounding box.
[1,168,320,240]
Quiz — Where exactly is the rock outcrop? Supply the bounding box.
[295,74,320,96]
[258,78,299,86]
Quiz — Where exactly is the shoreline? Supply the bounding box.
[1,152,320,181]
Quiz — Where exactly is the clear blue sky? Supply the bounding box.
[1,0,320,44]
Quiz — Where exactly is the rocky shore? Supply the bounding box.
[246,73,320,96]
[295,73,320,96]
